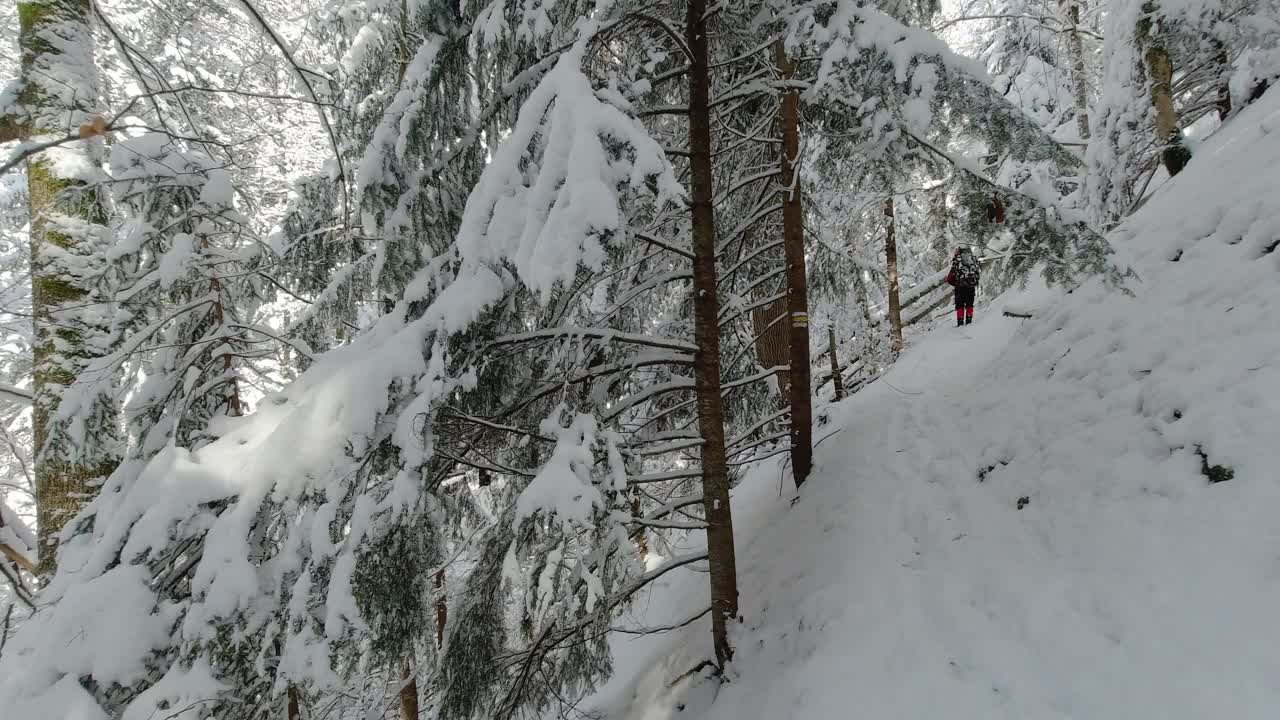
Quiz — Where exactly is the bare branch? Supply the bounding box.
[611,606,710,635]
[232,0,349,232]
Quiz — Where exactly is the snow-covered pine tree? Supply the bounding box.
[0,2,1147,719]
[93,134,271,454]
[791,0,1119,283]
[0,2,692,718]
[978,0,1086,141]
[1086,0,1280,225]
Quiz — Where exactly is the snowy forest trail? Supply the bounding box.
[692,310,1070,719]
[606,302,1279,720]
[598,90,1280,720]
[602,308,1075,719]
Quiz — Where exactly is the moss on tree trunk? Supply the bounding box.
[20,0,118,577]
[1137,2,1191,177]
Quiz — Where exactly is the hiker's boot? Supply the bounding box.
[956,309,965,327]
[965,309,974,325]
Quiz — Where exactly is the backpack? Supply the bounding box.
[951,249,980,288]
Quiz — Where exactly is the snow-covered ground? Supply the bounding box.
[588,90,1280,719]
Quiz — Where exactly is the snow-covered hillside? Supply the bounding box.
[590,90,1280,719]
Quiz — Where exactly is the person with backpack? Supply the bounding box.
[946,246,980,326]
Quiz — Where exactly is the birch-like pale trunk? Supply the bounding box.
[17,0,119,577]
[1137,1,1191,176]
[1063,0,1091,140]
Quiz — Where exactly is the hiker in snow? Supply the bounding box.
[946,246,980,326]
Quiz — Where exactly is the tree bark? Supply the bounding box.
[205,238,244,417]
[884,198,904,354]
[630,488,649,563]
[20,0,119,577]
[435,568,447,648]
[287,685,301,720]
[1138,2,1190,176]
[750,296,790,397]
[774,41,812,489]
[827,327,844,401]
[1213,42,1232,120]
[1064,0,1091,140]
[399,661,419,720]
[0,116,26,144]
[685,0,739,667]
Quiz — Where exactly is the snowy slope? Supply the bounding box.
[590,90,1280,719]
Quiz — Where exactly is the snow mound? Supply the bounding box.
[590,91,1280,719]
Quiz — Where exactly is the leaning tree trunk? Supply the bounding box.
[884,198,904,353]
[686,0,739,667]
[1137,1,1191,176]
[17,0,119,577]
[1063,0,1091,140]
[774,41,812,489]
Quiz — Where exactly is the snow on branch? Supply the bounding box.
[488,327,697,354]
[457,43,682,301]
[0,496,35,575]
[0,383,32,406]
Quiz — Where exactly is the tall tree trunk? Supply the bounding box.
[1138,2,1191,176]
[884,198,903,354]
[827,327,844,401]
[774,41,812,489]
[19,0,118,577]
[685,0,739,667]
[1064,0,1091,140]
